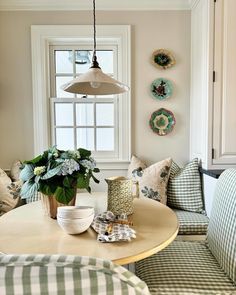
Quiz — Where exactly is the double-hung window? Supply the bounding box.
[50,46,118,160]
[31,25,131,169]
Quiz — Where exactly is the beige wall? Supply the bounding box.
[0,11,190,172]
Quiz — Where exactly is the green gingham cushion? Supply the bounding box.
[167,159,204,213]
[207,168,236,284]
[0,254,150,295]
[25,192,41,204]
[173,209,209,235]
[135,241,236,294]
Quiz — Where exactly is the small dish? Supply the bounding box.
[152,49,175,69]
[57,206,94,219]
[149,108,176,136]
[57,213,94,235]
[150,78,173,100]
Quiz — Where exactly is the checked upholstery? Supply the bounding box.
[173,209,209,235]
[0,254,150,295]
[136,169,236,294]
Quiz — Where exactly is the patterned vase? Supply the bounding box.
[105,177,139,215]
[40,191,77,219]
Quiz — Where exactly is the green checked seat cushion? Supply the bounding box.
[173,209,209,235]
[135,241,236,294]
[136,169,236,294]
[167,159,204,213]
[0,254,150,295]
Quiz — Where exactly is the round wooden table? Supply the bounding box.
[0,197,178,265]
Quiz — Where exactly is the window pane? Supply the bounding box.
[56,76,74,98]
[96,51,113,73]
[77,128,94,151]
[56,128,74,150]
[75,50,113,74]
[55,50,73,74]
[96,103,114,126]
[75,50,92,74]
[96,128,114,151]
[76,103,94,126]
[55,103,73,126]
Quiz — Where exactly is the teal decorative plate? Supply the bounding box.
[152,49,175,69]
[149,108,176,136]
[150,78,173,100]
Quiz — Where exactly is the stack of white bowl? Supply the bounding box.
[57,206,94,235]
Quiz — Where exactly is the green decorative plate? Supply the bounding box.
[149,108,176,136]
[150,78,173,100]
[152,49,175,69]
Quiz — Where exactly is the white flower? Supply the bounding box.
[68,150,81,159]
[58,159,80,176]
[34,166,46,176]
[53,152,59,158]
[80,158,96,170]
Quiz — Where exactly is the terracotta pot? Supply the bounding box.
[41,193,76,219]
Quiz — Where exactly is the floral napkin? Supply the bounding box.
[91,211,136,243]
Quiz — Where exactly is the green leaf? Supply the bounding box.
[78,148,91,158]
[24,155,42,165]
[54,186,76,204]
[93,168,100,173]
[91,174,100,184]
[63,176,73,188]
[20,164,35,182]
[77,174,89,189]
[39,183,57,196]
[86,186,91,193]
[40,165,62,180]
[20,181,39,199]
[60,152,70,159]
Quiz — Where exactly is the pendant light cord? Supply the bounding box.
[91,0,100,68]
[93,0,96,54]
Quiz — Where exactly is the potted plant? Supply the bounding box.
[20,146,100,218]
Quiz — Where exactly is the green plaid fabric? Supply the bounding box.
[167,159,204,213]
[135,241,236,294]
[25,192,41,204]
[0,254,150,295]
[207,168,236,284]
[173,209,209,235]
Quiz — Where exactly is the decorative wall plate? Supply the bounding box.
[149,108,176,136]
[150,78,173,100]
[152,49,175,69]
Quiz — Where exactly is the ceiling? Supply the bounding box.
[0,0,196,11]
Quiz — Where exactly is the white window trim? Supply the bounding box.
[31,25,131,170]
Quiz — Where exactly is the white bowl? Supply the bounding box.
[57,206,94,219]
[57,213,94,235]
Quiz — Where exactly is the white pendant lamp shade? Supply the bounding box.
[61,0,129,96]
[62,67,129,95]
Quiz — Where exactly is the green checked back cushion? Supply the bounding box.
[167,158,204,213]
[0,254,150,295]
[207,168,236,284]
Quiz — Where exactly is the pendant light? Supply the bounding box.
[62,0,129,95]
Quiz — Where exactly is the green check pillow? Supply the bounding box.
[167,159,204,213]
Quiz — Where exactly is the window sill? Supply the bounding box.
[96,160,130,170]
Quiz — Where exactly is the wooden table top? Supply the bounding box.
[0,197,178,265]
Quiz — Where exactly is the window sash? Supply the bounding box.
[50,97,119,159]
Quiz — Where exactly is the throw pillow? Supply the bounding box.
[167,158,204,213]
[0,168,22,216]
[127,155,147,179]
[128,156,172,204]
[9,160,22,182]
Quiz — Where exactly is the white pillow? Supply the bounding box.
[127,156,172,204]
